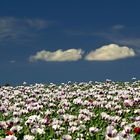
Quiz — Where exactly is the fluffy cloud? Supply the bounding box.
[29,49,84,62]
[85,44,136,61]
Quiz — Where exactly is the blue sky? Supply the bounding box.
[0,0,140,85]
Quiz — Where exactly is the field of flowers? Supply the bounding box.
[0,80,140,140]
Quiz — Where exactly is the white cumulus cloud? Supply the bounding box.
[29,49,84,62]
[85,44,136,61]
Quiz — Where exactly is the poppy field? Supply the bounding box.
[0,80,140,140]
